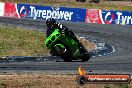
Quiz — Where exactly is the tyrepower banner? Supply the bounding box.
[16,4,86,22]
[85,9,132,25]
[101,10,132,25]
[2,2,132,25]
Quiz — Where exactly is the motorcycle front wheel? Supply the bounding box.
[54,45,72,62]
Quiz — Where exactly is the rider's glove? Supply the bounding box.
[58,23,63,29]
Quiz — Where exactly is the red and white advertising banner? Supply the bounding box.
[85,9,103,24]
[0,2,5,16]
[0,2,131,25]
[4,2,18,18]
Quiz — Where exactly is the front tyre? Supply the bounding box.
[54,45,66,56]
[54,44,72,62]
[50,50,57,56]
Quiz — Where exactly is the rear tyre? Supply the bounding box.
[62,56,72,62]
[81,53,90,62]
[79,44,90,62]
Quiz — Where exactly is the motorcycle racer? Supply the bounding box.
[46,18,80,46]
[45,18,90,61]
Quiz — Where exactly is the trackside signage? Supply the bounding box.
[101,10,132,25]
[16,4,86,22]
[85,9,132,25]
[0,3,4,16]
[77,67,131,85]
[2,2,132,25]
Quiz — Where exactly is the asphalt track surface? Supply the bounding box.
[0,17,132,74]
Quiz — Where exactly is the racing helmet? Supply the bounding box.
[46,18,56,27]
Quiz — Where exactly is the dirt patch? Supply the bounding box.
[78,36,96,51]
[0,73,131,88]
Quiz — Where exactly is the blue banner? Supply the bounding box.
[101,10,132,25]
[16,3,132,25]
[16,4,86,22]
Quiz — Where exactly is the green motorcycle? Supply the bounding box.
[45,28,90,62]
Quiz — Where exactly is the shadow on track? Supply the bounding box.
[0,40,116,63]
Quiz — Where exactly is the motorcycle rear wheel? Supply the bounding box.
[81,53,90,62]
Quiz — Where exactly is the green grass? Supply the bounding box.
[43,2,132,11]
[103,83,130,88]
[0,0,132,11]
[0,26,49,57]
[114,83,130,88]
